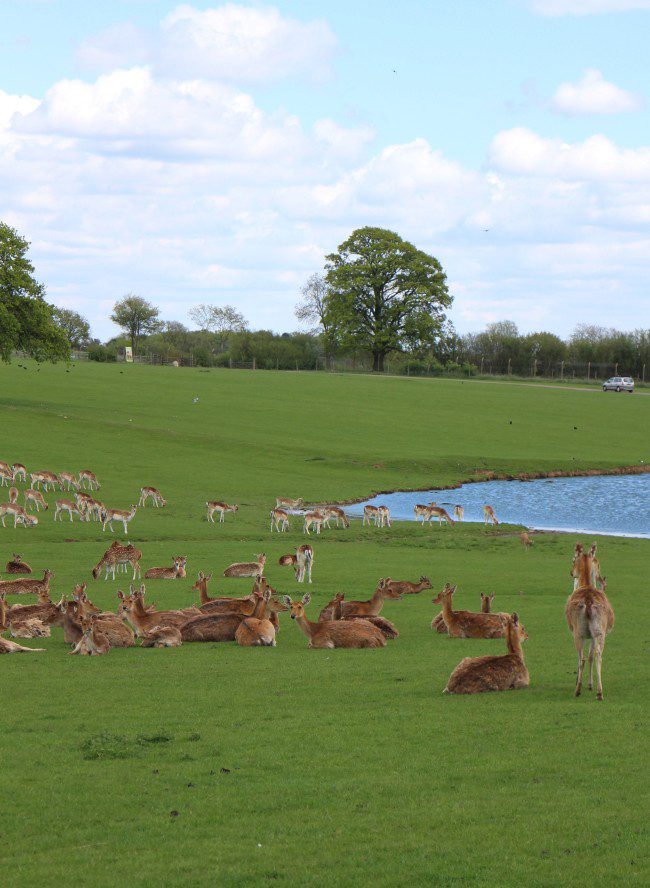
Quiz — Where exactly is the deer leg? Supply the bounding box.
[594,637,605,701]
[574,635,585,697]
[588,639,595,691]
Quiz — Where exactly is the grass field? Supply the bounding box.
[1,361,649,887]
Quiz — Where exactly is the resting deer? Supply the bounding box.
[483,505,499,525]
[336,581,404,618]
[432,584,517,639]
[520,531,533,551]
[181,587,268,643]
[443,613,530,695]
[206,501,238,523]
[321,507,350,529]
[381,576,432,596]
[0,634,45,654]
[79,470,100,490]
[145,556,188,580]
[24,487,48,510]
[101,504,137,534]
[275,497,303,510]
[284,593,385,649]
[92,541,142,580]
[60,471,80,491]
[54,498,85,522]
[0,569,53,598]
[270,508,290,532]
[139,486,167,507]
[118,586,198,635]
[69,614,110,656]
[5,553,32,574]
[12,463,27,482]
[303,511,325,535]
[565,544,614,700]
[140,625,182,648]
[8,486,18,504]
[199,577,271,616]
[278,545,314,583]
[4,587,58,626]
[223,554,266,579]
[0,593,50,638]
[319,593,397,639]
[235,590,289,647]
[453,505,464,521]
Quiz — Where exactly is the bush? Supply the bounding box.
[88,344,116,363]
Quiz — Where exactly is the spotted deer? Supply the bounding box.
[321,507,350,529]
[223,554,266,579]
[139,486,167,507]
[206,501,238,523]
[60,471,81,491]
[101,504,137,534]
[303,511,325,535]
[79,470,100,490]
[144,556,188,580]
[5,553,32,574]
[0,503,38,528]
[362,505,381,526]
[54,498,85,522]
[284,593,386,649]
[30,470,61,491]
[275,497,303,510]
[0,593,50,638]
[24,489,48,512]
[378,505,391,527]
[483,505,499,525]
[92,541,142,580]
[565,544,614,700]
[270,508,290,532]
[443,613,530,695]
[12,463,27,482]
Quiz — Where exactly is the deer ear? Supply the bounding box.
[140,584,146,594]
[206,573,213,580]
[301,592,311,605]
[450,584,458,594]
[117,590,124,600]
[511,612,519,624]
[282,595,292,607]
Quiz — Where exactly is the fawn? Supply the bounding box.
[5,553,32,574]
[69,614,110,656]
[443,613,530,694]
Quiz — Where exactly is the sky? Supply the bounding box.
[1,0,649,341]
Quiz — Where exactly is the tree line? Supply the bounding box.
[1,220,648,379]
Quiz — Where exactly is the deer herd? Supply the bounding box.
[0,458,617,700]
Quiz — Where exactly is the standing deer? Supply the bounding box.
[453,505,464,521]
[79,470,100,490]
[92,541,142,580]
[442,613,530,694]
[414,504,453,525]
[5,553,32,574]
[284,593,386,649]
[303,511,325,535]
[279,545,314,583]
[8,487,18,504]
[223,554,266,579]
[206,501,238,523]
[0,465,14,487]
[60,471,81,491]
[275,497,303,510]
[24,490,48,512]
[54,498,85,522]
[30,471,61,491]
[101,504,137,534]
[270,508,290,532]
[139,486,167,507]
[483,505,499,525]
[565,543,614,700]
[321,507,350,529]
[12,463,27,483]
[0,504,38,528]
[520,531,533,551]
[362,505,381,526]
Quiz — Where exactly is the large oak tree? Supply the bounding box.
[324,227,451,371]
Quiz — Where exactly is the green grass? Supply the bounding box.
[1,361,648,887]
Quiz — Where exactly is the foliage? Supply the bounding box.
[295,273,337,367]
[188,304,248,345]
[110,294,161,355]
[52,307,91,348]
[0,221,70,362]
[324,227,452,371]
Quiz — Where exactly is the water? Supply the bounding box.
[345,474,650,539]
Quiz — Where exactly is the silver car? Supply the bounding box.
[602,376,634,393]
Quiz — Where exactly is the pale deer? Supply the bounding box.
[79,470,100,490]
[432,584,518,639]
[24,489,48,512]
[60,471,81,491]
[235,590,289,647]
[443,613,530,695]
[12,463,27,482]
[321,507,350,529]
[414,504,453,525]
[275,497,303,510]
[381,576,432,596]
[92,541,142,580]
[270,508,290,532]
[483,505,499,525]
[30,470,60,491]
[86,498,106,522]
[0,465,14,487]
[284,593,386,649]
[8,486,18,504]
[362,505,381,526]
[0,503,38,528]
[570,542,603,591]
[206,501,238,523]
[453,505,464,521]
[145,556,188,580]
[101,504,137,534]
[223,553,266,579]
[520,531,533,551]
[0,635,45,653]
[378,505,391,527]
[139,486,167,507]
[5,553,32,574]
[278,545,314,583]
[54,498,85,522]
[565,544,614,700]
[303,511,325,535]
[140,625,183,648]
[69,614,110,656]
[337,582,404,618]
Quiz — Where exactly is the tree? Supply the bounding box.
[324,227,451,371]
[110,294,161,355]
[189,304,248,347]
[295,273,337,367]
[52,307,91,348]
[0,222,69,362]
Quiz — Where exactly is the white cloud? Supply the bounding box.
[77,3,337,83]
[550,69,642,115]
[529,1,650,15]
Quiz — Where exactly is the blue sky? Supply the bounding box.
[1,0,649,339]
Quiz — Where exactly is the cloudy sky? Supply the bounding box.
[1,0,649,340]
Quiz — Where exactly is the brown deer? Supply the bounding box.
[0,503,38,527]
[140,625,182,648]
[181,588,267,643]
[235,590,289,647]
[303,511,325,535]
[12,463,27,482]
[337,581,404,618]
[520,531,533,551]
[443,613,530,694]
[565,544,614,700]
[481,592,495,613]
[381,576,432,596]
[101,504,137,534]
[93,542,142,580]
[321,595,398,639]
[321,507,350,529]
[223,553,266,579]
[69,614,110,656]
[483,505,499,525]
[199,577,271,616]
[60,471,81,491]
[79,470,100,490]
[275,497,303,510]
[0,465,14,487]
[0,635,45,653]
[270,507,290,532]
[4,587,58,625]
[144,556,188,580]
[139,486,167,507]
[8,486,19,504]
[318,592,346,621]
[54,498,85,522]
[414,504,453,525]
[206,501,238,523]
[0,569,53,598]
[118,586,198,636]
[432,584,515,639]
[5,553,32,574]
[0,593,50,638]
[362,505,382,526]
[283,593,386,649]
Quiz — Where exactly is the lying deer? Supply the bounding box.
[432,584,518,639]
[223,553,266,579]
[206,501,238,523]
[443,613,530,694]
[565,544,614,700]
[320,593,398,639]
[284,593,386,649]
[101,504,137,534]
[140,626,182,648]
[118,586,199,636]
[275,497,303,510]
[381,576,432,596]
[0,593,50,638]
[4,587,58,625]
[144,556,188,580]
[0,569,53,598]
[69,614,110,656]
[5,553,32,574]
[139,486,167,507]
[336,581,404,618]
[198,578,271,616]
[0,635,45,654]
[79,470,100,490]
[270,508,290,532]
[432,591,493,633]
[235,590,289,647]
[483,505,499,525]
[181,588,268,643]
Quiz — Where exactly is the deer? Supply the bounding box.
[284,593,386,649]
[54,498,85,522]
[336,581,405,618]
[12,463,27,482]
[118,586,198,636]
[24,489,48,512]
[270,508,290,532]
[432,584,524,639]
[181,587,268,643]
[319,593,398,639]
[0,569,53,598]
[5,553,32,574]
[235,590,289,646]
[139,486,167,507]
[0,634,45,654]
[145,556,188,580]
[520,531,533,551]
[82,497,105,522]
[140,625,183,647]
[4,586,58,626]
[303,511,325,535]
[443,613,530,695]
[223,553,266,579]
[453,505,464,521]
[381,576,432,596]
[79,470,100,490]
[8,486,18,504]
[0,593,50,638]
[199,577,271,616]
[275,497,303,510]
[69,613,110,656]
[0,464,14,487]
[569,542,603,591]
[278,545,314,583]
[0,503,37,527]
[362,505,381,526]
[101,504,137,534]
[565,544,614,700]
[483,505,499,525]
[321,507,350,529]
[60,471,81,491]
[30,470,61,491]
[92,541,142,580]
[433,591,504,633]
[75,591,136,647]
[206,501,238,523]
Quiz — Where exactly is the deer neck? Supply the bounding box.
[367,589,385,615]
[439,594,455,623]
[198,583,213,604]
[506,625,523,657]
[0,598,7,631]
[295,612,315,639]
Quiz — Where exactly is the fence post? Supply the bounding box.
[407,363,410,376]
[229,357,232,369]
[507,358,511,375]
[253,357,256,371]
[614,363,618,375]
[587,361,591,380]
[643,363,646,382]
[480,357,484,374]
[561,360,564,380]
